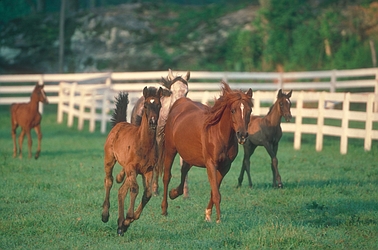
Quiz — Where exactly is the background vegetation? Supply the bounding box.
[1,0,378,73]
[0,105,377,249]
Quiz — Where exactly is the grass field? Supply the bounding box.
[0,105,377,249]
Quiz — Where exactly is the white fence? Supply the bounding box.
[253,91,378,154]
[1,68,378,153]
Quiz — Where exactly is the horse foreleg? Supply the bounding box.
[119,171,138,235]
[18,129,26,159]
[134,170,153,220]
[34,125,42,159]
[266,143,283,188]
[238,142,255,188]
[101,154,116,223]
[205,163,221,223]
[25,129,32,158]
[169,161,191,200]
[117,176,130,236]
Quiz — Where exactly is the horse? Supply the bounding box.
[237,89,292,189]
[159,81,253,223]
[130,69,190,196]
[11,83,49,159]
[101,86,163,236]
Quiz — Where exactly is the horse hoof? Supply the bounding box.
[101,214,109,223]
[278,184,283,189]
[117,228,124,236]
[169,189,179,200]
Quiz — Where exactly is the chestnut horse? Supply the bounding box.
[130,69,190,196]
[159,81,253,223]
[101,87,163,236]
[11,83,48,159]
[237,89,292,189]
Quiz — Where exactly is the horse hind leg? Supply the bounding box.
[11,123,18,158]
[116,169,126,183]
[101,153,116,223]
[238,143,255,188]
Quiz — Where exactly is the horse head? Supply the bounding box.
[142,86,163,130]
[221,81,253,145]
[277,89,292,122]
[34,84,49,104]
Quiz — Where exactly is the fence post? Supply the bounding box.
[340,92,350,154]
[89,89,96,132]
[67,82,77,127]
[78,88,85,131]
[294,91,303,150]
[365,93,374,151]
[57,82,64,123]
[101,86,110,134]
[374,69,378,112]
[316,92,325,151]
[253,91,261,116]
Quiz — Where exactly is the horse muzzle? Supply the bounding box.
[236,132,249,145]
[149,117,158,130]
[284,114,292,122]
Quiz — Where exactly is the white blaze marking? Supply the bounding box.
[150,99,155,103]
[240,103,244,119]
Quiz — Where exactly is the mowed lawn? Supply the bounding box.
[0,105,377,249]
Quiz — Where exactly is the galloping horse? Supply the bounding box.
[11,83,48,159]
[159,81,253,223]
[130,69,190,196]
[237,89,292,189]
[101,87,163,236]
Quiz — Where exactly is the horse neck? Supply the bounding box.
[209,107,235,143]
[139,115,156,148]
[29,93,40,112]
[265,102,282,126]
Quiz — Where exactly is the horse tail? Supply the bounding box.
[111,92,129,127]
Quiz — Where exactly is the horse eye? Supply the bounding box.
[279,102,283,107]
[231,109,235,114]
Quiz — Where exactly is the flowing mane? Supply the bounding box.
[205,81,253,127]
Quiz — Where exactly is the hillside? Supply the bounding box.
[1,1,378,74]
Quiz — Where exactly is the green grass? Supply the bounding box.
[1,105,377,249]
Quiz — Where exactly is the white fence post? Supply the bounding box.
[365,93,374,151]
[316,92,325,151]
[67,82,77,127]
[340,92,350,154]
[294,91,303,150]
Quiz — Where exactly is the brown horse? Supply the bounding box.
[237,89,292,189]
[11,83,49,159]
[159,81,253,223]
[130,69,190,196]
[101,87,163,236]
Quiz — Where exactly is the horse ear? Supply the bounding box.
[277,89,283,98]
[287,90,293,98]
[246,88,253,98]
[158,87,163,98]
[168,68,174,81]
[184,71,190,81]
[142,86,148,98]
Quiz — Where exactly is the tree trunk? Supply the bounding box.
[59,0,66,73]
